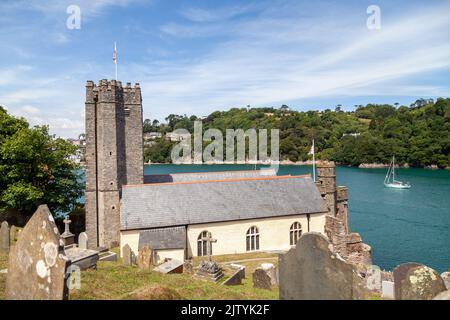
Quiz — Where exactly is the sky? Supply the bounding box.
[1,0,450,138]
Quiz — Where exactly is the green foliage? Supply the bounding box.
[0,106,83,218]
[143,99,450,168]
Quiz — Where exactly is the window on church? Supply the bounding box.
[197,231,211,257]
[246,226,259,251]
[290,222,302,246]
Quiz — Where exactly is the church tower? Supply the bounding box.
[85,80,143,248]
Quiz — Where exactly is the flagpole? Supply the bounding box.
[312,139,316,182]
[114,42,118,80]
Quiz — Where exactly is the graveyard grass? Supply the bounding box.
[0,253,7,300]
[69,249,279,300]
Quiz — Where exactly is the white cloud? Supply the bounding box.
[136,3,450,119]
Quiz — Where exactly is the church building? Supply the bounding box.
[84,79,372,265]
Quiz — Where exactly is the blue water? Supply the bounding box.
[143,164,450,272]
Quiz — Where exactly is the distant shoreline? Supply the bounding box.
[143,161,450,170]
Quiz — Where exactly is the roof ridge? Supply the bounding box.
[143,168,276,177]
[124,174,311,188]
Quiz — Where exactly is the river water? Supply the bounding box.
[143,164,450,272]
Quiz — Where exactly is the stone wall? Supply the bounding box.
[317,161,372,266]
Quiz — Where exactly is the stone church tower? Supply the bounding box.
[85,80,144,248]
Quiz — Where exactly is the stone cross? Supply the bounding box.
[63,217,71,234]
[61,216,75,246]
[201,232,217,261]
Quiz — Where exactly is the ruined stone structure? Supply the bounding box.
[85,80,143,248]
[316,161,372,265]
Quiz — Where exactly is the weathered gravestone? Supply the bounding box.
[10,225,17,244]
[261,263,278,286]
[393,262,423,299]
[137,246,153,270]
[154,259,184,274]
[252,268,272,290]
[122,244,136,266]
[441,272,450,290]
[279,232,365,300]
[223,265,245,286]
[366,265,382,292]
[78,232,88,250]
[5,205,70,300]
[399,265,446,300]
[183,260,193,274]
[1,221,10,254]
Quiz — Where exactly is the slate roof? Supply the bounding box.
[121,174,328,231]
[138,227,186,250]
[143,168,276,184]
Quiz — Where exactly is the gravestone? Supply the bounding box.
[5,205,70,300]
[137,246,153,270]
[366,265,382,292]
[252,268,272,290]
[78,232,88,250]
[381,281,395,299]
[279,232,362,300]
[1,221,10,254]
[183,260,193,274]
[153,259,184,274]
[10,225,17,244]
[261,263,278,285]
[399,265,446,300]
[393,262,423,299]
[223,266,245,286]
[61,217,75,246]
[122,244,135,266]
[441,272,450,290]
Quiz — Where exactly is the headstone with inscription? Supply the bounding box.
[5,205,70,300]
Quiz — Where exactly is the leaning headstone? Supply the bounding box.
[393,262,423,299]
[441,272,450,290]
[153,259,184,274]
[399,265,446,300]
[279,232,361,300]
[5,205,70,300]
[122,244,135,266]
[0,221,10,254]
[223,266,245,286]
[381,281,395,299]
[261,263,278,285]
[252,268,272,290]
[137,246,153,270]
[78,232,88,250]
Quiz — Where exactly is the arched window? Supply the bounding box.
[246,226,260,251]
[197,231,212,256]
[290,222,302,245]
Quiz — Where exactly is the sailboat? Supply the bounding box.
[384,156,411,189]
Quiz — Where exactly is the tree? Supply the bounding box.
[0,106,83,223]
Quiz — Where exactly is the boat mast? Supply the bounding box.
[392,155,395,182]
